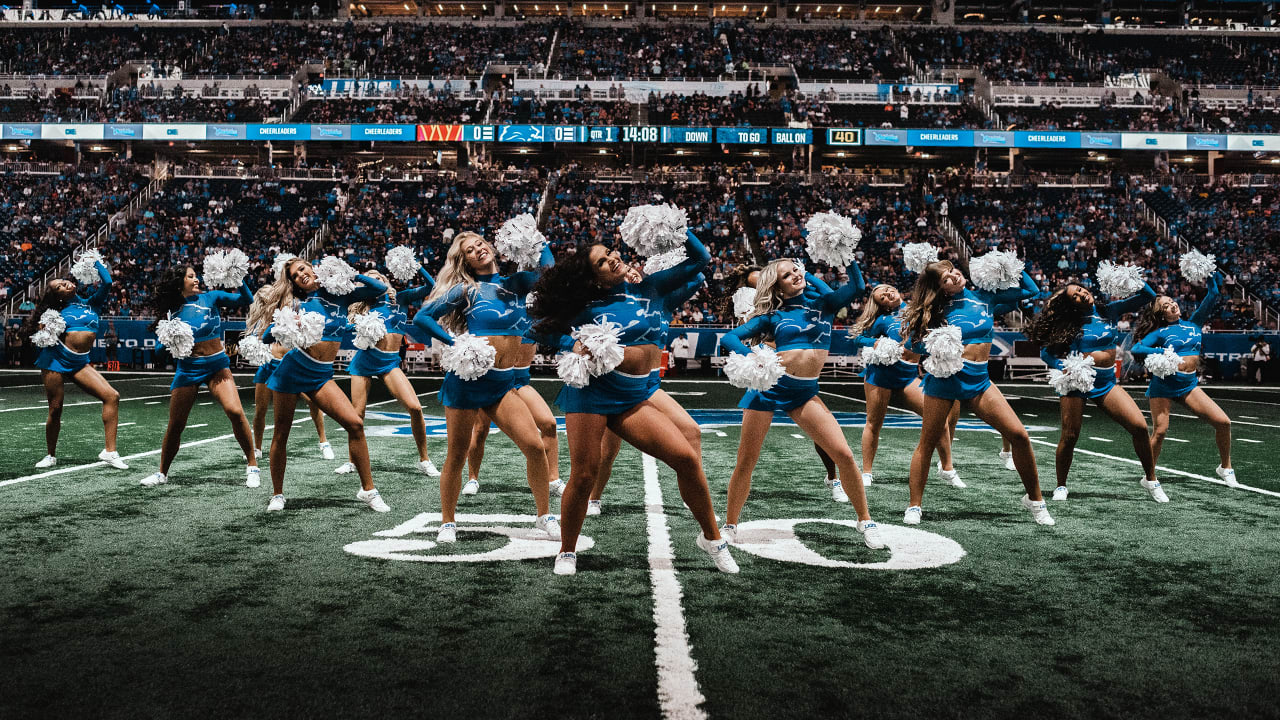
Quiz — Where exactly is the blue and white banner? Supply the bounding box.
[661,126,713,143]
[1081,132,1122,149]
[1014,131,1081,149]
[1119,133,1186,151]
[1187,134,1228,150]
[716,127,768,144]
[205,124,247,140]
[907,129,973,147]
[320,79,401,95]
[496,125,589,143]
[105,123,145,139]
[351,124,417,141]
[974,130,1015,147]
[862,128,907,146]
[2,123,41,139]
[142,124,207,140]
[42,124,104,140]
[246,124,310,140]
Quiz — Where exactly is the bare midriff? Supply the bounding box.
[303,340,341,362]
[374,333,404,354]
[483,335,526,370]
[1086,347,1118,369]
[618,345,662,376]
[63,330,96,353]
[901,347,922,364]
[1179,355,1201,373]
[962,343,992,363]
[516,342,537,368]
[191,338,225,358]
[778,348,827,377]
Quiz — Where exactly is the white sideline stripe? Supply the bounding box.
[188,423,208,429]
[1088,436,1113,443]
[199,402,213,406]
[818,390,917,416]
[1164,437,1189,443]
[1242,415,1259,419]
[1240,438,1263,443]
[1025,438,1280,498]
[714,431,727,437]
[1014,393,1280,429]
[145,401,162,405]
[118,422,136,427]
[1023,413,1037,417]
[0,376,157,390]
[0,392,178,412]
[643,453,708,720]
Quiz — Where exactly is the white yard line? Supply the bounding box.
[1088,436,1113,443]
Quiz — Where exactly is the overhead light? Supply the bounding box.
[519,148,530,154]
[676,149,685,155]
[751,150,760,156]
[437,3,442,8]
[815,5,820,10]
[598,148,608,154]
[837,151,846,157]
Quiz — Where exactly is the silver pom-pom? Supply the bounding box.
[237,334,274,367]
[271,306,326,350]
[803,212,862,267]
[922,325,964,378]
[732,286,757,319]
[903,243,939,274]
[861,337,905,367]
[272,253,298,281]
[30,309,66,348]
[967,250,1024,292]
[556,352,592,389]
[619,203,688,257]
[642,247,688,275]
[494,214,547,271]
[156,318,196,359]
[1096,260,1145,298]
[1179,249,1217,286]
[202,248,250,290]
[1048,352,1097,396]
[572,321,626,376]
[723,346,785,391]
[70,248,105,285]
[351,312,389,351]
[385,246,421,283]
[315,256,357,295]
[1144,346,1181,379]
[441,332,496,381]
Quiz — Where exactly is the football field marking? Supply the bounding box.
[1089,436,1113,443]
[344,512,594,562]
[730,519,966,570]
[1015,393,1280,429]
[643,452,708,720]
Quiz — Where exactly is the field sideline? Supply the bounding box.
[1,369,1277,720]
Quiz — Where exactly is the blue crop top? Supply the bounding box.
[264,273,388,344]
[1040,282,1156,370]
[170,281,253,343]
[904,272,1039,354]
[417,245,554,337]
[1130,274,1221,359]
[61,261,112,334]
[853,305,907,349]
[720,263,866,355]
[658,272,706,345]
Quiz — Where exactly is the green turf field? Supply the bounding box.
[2,370,1278,720]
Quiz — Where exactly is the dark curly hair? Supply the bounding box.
[1130,298,1170,352]
[148,265,195,332]
[1024,285,1093,356]
[714,263,762,322]
[528,246,610,337]
[21,282,75,336]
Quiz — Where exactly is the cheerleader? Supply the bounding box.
[529,229,732,576]
[338,268,446,477]
[1130,272,1237,487]
[138,265,259,487]
[413,232,559,542]
[246,289,331,465]
[1024,281,1163,501]
[849,283,959,487]
[26,259,127,470]
[720,258,885,548]
[262,259,391,512]
[900,261,1053,525]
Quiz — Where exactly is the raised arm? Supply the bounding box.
[1039,347,1064,370]
[664,273,706,312]
[1189,272,1223,327]
[1129,329,1166,356]
[407,310,455,346]
[524,325,576,354]
[819,263,866,313]
[1103,281,1156,320]
[79,261,113,307]
[507,244,555,295]
[210,279,254,309]
[719,314,772,355]
[648,230,711,296]
[414,284,469,321]
[396,267,437,307]
[852,314,891,348]
[347,273,388,302]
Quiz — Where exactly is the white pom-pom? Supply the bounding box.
[1047,352,1097,396]
[494,214,547,271]
[723,346,786,392]
[237,333,274,367]
[1179,249,1217,286]
[351,312,389,351]
[440,333,496,381]
[315,256,357,295]
[385,246,421,283]
[156,319,196,359]
[572,321,626,376]
[31,309,65,348]
[861,337,905,367]
[732,286,757,319]
[556,352,592,389]
[1144,346,1181,379]
[272,253,298,281]
[271,306,326,350]
[968,250,1024,292]
[1096,260,1145,298]
[903,243,939,274]
[922,325,964,378]
[202,248,250,289]
[619,203,688,257]
[70,248,105,285]
[642,247,688,275]
[803,212,862,267]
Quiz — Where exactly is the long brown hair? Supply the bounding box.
[347,270,395,320]
[22,283,75,336]
[245,258,308,334]
[715,263,761,321]
[901,260,955,344]
[849,284,896,337]
[425,231,485,334]
[745,260,796,323]
[1130,297,1171,348]
[1024,285,1092,355]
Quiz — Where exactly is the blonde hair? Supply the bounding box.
[849,284,896,337]
[744,259,794,323]
[901,260,955,344]
[425,231,485,334]
[347,270,394,320]
[245,258,308,334]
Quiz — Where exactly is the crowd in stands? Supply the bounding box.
[1079,33,1270,87]
[743,26,909,80]
[296,91,486,124]
[551,23,738,79]
[902,29,1094,82]
[1003,97,1196,132]
[492,96,631,126]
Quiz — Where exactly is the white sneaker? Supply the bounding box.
[1140,479,1170,503]
[554,551,578,575]
[548,478,567,497]
[719,523,738,544]
[999,450,1015,471]
[357,488,391,512]
[1216,466,1240,488]
[696,533,739,573]
[938,462,966,488]
[267,494,286,512]
[1021,494,1056,525]
[139,472,167,487]
[99,449,129,469]
[245,466,261,488]
[437,522,457,543]
[826,478,849,503]
[461,478,479,495]
[903,506,922,525]
[856,519,886,549]
[536,514,561,541]
[861,472,873,487]
[586,499,602,516]
[1052,485,1069,501]
[254,448,263,459]
[333,461,356,475]
[418,459,441,477]
[319,441,335,460]
[35,455,56,468]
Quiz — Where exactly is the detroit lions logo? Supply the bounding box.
[594,293,663,345]
[776,306,831,347]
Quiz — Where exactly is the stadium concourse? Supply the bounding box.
[3,3,1280,719]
